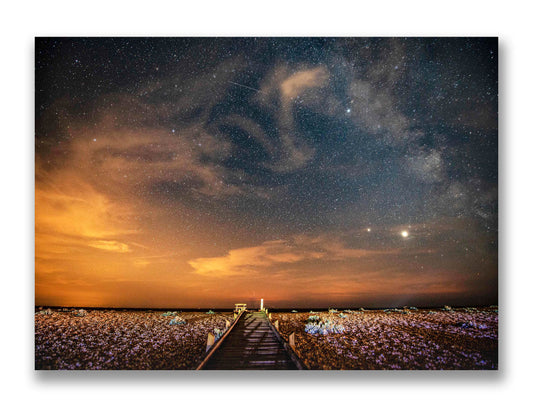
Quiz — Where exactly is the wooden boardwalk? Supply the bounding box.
[199,311,302,370]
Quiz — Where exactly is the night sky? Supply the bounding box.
[35,37,498,309]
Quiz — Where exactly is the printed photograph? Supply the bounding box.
[35,37,498,370]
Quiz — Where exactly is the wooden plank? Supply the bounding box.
[198,311,302,370]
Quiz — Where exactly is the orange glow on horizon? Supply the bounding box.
[35,169,485,309]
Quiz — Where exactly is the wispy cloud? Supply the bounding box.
[188,234,397,277]
[253,65,332,172]
[87,240,130,253]
[189,239,323,277]
[279,67,329,99]
[35,172,137,241]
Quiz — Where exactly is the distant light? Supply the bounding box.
[346,108,351,113]
[401,230,409,238]
[367,228,371,232]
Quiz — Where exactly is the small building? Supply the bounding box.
[234,303,247,313]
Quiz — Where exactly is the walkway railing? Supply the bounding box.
[264,310,308,370]
[195,309,245,370]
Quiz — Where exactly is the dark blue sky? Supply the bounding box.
[35,38,497,308]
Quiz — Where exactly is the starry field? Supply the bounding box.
[35,309,232,370]
[275,308,498,370]
[34,307,497,370]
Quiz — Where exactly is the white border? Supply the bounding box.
[3,1,532,406]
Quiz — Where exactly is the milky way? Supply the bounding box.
[35,38,498,308]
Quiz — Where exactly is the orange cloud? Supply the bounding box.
[87,240,130,253]
[189,240,324,277]
[188,235,396,277]
[35,169,139,263]
[280,67,329,99]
